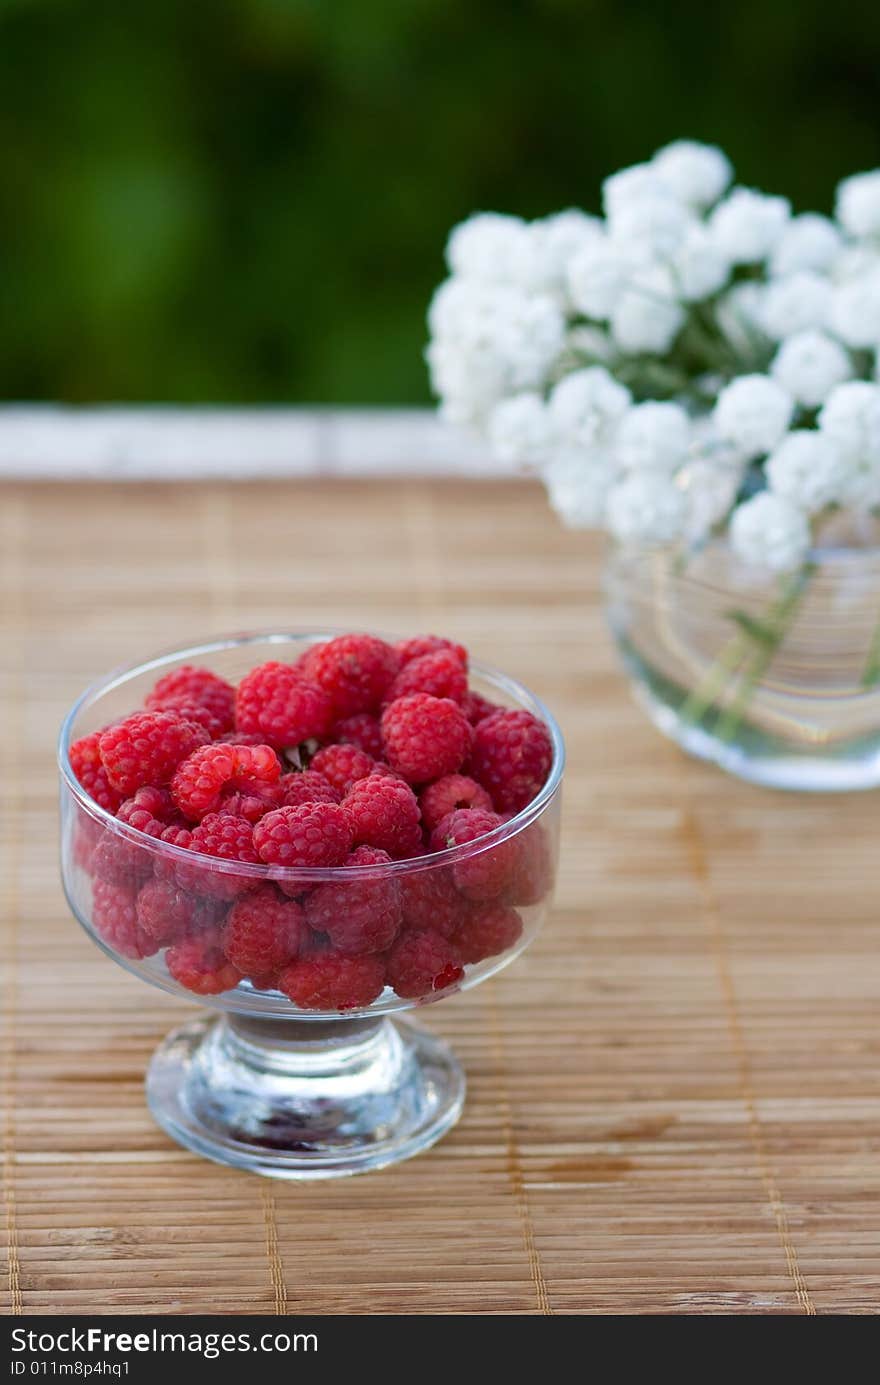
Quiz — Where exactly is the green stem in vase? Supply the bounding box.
[715,563,816,743]
[860,609,880,689]
[677,626,753,728]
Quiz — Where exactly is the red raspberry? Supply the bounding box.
[467,709,553,814]
[332,713,384,760]
[160,823,192,849]
[179,812,261,899]
[92,879,154,959]
[73,816,103,872]
[166,933,242,995]
[253,802,352,869]
[215,730,273,746]
[99,712,209,796]
[171,742,281,821]
[146,666,235,736]
[235,662,333,748]
[215,783,283,823]
[430,807,515,902]
[462,691,499,726]
[278,770,340,809]
[504,822,553,906]
[343,775,423,859]
[386,929,463,1000]
[69,733,124,814]
[419,774,494,832]
[400,866,469,938]
[296,643,324,681]
[304,846,402,955]
[395,635,468,668]
[278,953,386,1011]
[145,697,229,739]
[117,785,181,832]
[381,694,472,783]
[136,878,215,947]
[386,650,468,705]
[311,634,400,716]
[92,787,181,885]
[223,886,307,975]
[454,904,523,965]
[310,744,374,796]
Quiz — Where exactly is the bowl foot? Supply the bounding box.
[145,1011,465,1179]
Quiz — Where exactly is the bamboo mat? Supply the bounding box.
[2,477,880,1317]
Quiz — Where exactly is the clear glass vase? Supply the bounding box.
[604,522,880,791]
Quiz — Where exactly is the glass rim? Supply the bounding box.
[608,534,880,595]
[57,629,566,882]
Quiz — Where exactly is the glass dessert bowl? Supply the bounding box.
[58,632,564,1179]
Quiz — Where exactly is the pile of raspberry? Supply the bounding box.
[70,634,554,1011]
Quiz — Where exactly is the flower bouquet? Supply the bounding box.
[427,141,880,790]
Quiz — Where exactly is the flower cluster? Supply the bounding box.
[428,142,880,572]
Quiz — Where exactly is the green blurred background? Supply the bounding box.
[1,0,878,405]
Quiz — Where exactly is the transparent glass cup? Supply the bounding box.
[59,633,564,1179]
[605,529,880,791]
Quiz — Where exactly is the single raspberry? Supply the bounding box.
[430,807,515,902]
[462,691,499,726]
[343,775,423,859]
[171,742,281,821]
[400,866,469,938]
[160,823,192,849]
[145,696,229,738]
[304,846,401,955]
[311,634,400,716]
[166,933,242,995]
[179,812,261,899]
[310,744,374,796]
[235,661,333,748]
[99,712,209,796]
[278,953,386,1011]
[332,713,384,760]
[69,733,124,814]
[504,822,553,906]
[136,878,212,947]
[467,709,553,813]
[215,783,283,823]
[296,643,324,681]
[381,694,472,783]
[395,635,468,669]
[386,650,468,706]
[73,816,103,871]
[117,785,181,832]
[277,769,340,809]
[91,787,179,885]
[385,929,463,1000]
[419,774,494,832]
[454,904,523,965]
[92,879,154,959]
[223,886,307,975]
[146,666,235,735]
[253,802,352,869]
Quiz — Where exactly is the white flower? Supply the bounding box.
[819,381,880,508]
[601,163,667,218]
[651,139,733,208]
[677,458,743,541]
[760,271,831,341]
[549,366,632,448]
[712,374,794,460]
[606,472,687,545]
[669,222,731,301]
[829,267,880,348]
[524,210,604,303]
[714,281,768,355]
[730,492,811,573]
[835,169,880,239]
[708,187,791,263]
[567,234,639,319]
[427,283,565,425]
[445,213,532,282]
[831,243,880,283]
[610,264,685,354]
[487,393,554,467]
[765,430,850,512]
[608,192,691,260]
[616,401,691,473]
[543,446,617,528]
[770,330,852,407]
[769,213,842,276]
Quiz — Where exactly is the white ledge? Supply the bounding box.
[0,406,512,480]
